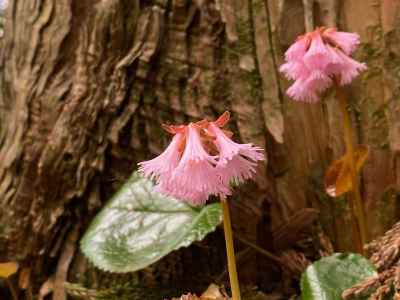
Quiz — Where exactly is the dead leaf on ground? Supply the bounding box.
[170,294,199,300]
[201,283,230,299]
[0,261,19,278]
[38,277,54,300]
[170,283,230,300]
[324,145,369,197]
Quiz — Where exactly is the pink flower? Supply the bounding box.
[280,27,367,102]
[155,181,209,206]
[165,124,231,205]
[325,46,367,85]
[323,28,360,55]
[138,133,184,182]
[207,113,265,186]
[286,70,332,103]
[138,112,265,205]
[284,35,310,61]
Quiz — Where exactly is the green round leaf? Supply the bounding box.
[301,253,377,300]
[81,172,222,273]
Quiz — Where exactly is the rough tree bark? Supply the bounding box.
[0,0,399,298]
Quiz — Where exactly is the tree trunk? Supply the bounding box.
[1,0,400,298]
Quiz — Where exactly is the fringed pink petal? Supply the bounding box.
[209,124,265,163]
[280,27,366,102]
[217,156,258,186]
[287,70,332,103]
[155,181,210,206]
[279,61,310,81]
[208,123,265,186]
[324,29,361,55]
[171,125,230,203]
[287,78,319,103]
[303,33,332,70]
[323,46,367,84]
[138,133,184,182]
[285,36,310,61]
[307,70,333,92]
[334,50,367,85]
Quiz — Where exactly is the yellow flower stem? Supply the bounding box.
[220,196,241,300]
[336,85,368,254]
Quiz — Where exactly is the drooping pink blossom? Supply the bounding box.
[138,133,184,182]
[155,180,210,206]
[325,45,367,85]
[164,124,231,205]
[207,113,265,186]
[323,28,360,55]
[303,33,332,70]
[280,27,367,102]
[286,70,332,103]
[284,35,310,61]
[138,112,265,206]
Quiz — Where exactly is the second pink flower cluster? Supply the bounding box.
[280,27,367,102]
[139,112,265,205]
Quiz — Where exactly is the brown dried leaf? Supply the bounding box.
[239,55,256,72]
[171,293,199,300]
[201,283,229,299]
[353,145,369,171]
[170,284,230,300]
[324,156,351,197]
[0,262,19,278]
[324,145,369,197]
[38,277,54,300]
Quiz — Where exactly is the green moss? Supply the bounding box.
[151,123,166,141]
[211,73,231,101]
[378,187,400,230]
[242,69,263,100]
[360,43,382,60]
[0,224,5,236]
[142,90,156,105]
[251,0,264,11]
[307,163,353,247]
[369,102,387,122]
[235,17,253,55]
[359,26,383,61]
